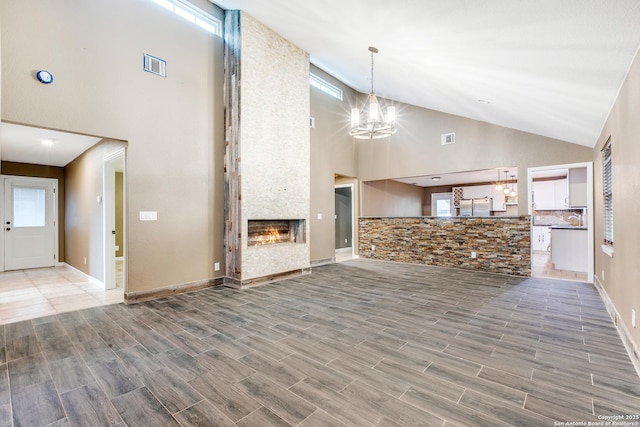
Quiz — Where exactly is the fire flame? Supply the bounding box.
[254,226,282,247]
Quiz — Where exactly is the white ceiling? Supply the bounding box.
[0,123,102,167]
[212,0,640,147]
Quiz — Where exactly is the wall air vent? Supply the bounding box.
[441,132,456,145]
[143,53,167,77]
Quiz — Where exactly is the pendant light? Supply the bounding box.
[503,171,510,194]
[350,47,397,139]
[495,169,504,191]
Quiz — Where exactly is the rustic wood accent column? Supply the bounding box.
[223,10,242,284]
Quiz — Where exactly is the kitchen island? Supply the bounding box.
[359,216,531,276]
[550,226,588,272]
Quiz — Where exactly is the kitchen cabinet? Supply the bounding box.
[491,187,506,211]
[462,185,493,200]
[533,178,567,210]
[551,228,588,272]
[460,184,506,211]
[568,167,587,207]
[532,226,551,251]
[554,179,568,209]
[533,180,555,210]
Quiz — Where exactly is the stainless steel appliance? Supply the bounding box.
[472,197,491,217]
[459,199,473,216]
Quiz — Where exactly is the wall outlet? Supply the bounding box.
[602,270,605,281]
[633,309,636,328]
[371,245,376,251]
[317,213,322,220]
[83,257,87,265]
[471,251,477,258]
[214,262,220,272]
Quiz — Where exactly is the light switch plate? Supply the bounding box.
[139,211,158,221]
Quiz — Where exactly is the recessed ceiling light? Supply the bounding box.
[431,177,441,181]
[41,138,54,147]
[477,99,491,104]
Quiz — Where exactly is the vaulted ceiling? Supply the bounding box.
[212,0,640,147]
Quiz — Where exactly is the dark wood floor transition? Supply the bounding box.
[1,259,639,426]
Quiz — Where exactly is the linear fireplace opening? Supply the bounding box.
[248,219,306,247]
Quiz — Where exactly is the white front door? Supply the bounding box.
[3,176,57,271]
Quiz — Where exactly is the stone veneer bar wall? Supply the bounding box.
[359,216,531,276]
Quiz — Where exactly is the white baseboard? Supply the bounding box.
[593,276,640,379]
[63,263,104,288]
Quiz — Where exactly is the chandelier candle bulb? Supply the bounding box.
[386,106,396,124]
[351,108,360,126]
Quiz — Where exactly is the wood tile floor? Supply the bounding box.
[1,259,639,426]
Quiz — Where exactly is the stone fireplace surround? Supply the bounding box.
[223,11,311,288]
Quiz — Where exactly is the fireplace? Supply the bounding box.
[248,219,306,247]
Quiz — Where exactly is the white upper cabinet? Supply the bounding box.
[533,180,556,210]
[461,184,506,211]
[462,185,493,200]
[491,187,506,211]
[554,179,568,209]
[533,178,567,210]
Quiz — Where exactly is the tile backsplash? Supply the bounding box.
[533,209,586,226]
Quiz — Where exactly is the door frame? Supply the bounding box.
[0,175,59,272]
[103,150,126,290]
[431,192,455,217]
[334,183,355,257]
[527,161,594,283]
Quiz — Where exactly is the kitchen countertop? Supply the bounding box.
[549,225,587,230]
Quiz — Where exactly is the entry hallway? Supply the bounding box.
[1,259,639,426]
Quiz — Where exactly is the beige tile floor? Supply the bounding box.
[532,250,588,281]
[0,263,124,325]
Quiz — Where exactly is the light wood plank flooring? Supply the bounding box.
[1,259,639,426]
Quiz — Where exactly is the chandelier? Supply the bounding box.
[350,47,397,139]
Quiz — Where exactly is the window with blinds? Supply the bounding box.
[602,140,613,245]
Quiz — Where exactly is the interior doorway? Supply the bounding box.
[528,162,594,282]
[103,151,126,290]
[335,184,354,261]
[1,176,58,271]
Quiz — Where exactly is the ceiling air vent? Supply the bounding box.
[143,53,166,77]
[441,132,456,145]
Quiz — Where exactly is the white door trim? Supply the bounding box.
[1,175,59,272]
[335,183,355,257]
[103,150,126,290]
[431,192,455,217]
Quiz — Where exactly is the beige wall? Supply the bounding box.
[0,0,225,292]
[65,140,126,279]
[362,179,424,217]
[593,49,640,354]
[1,161,66,261]
[309,66,359,262]
[357,103,593,215]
